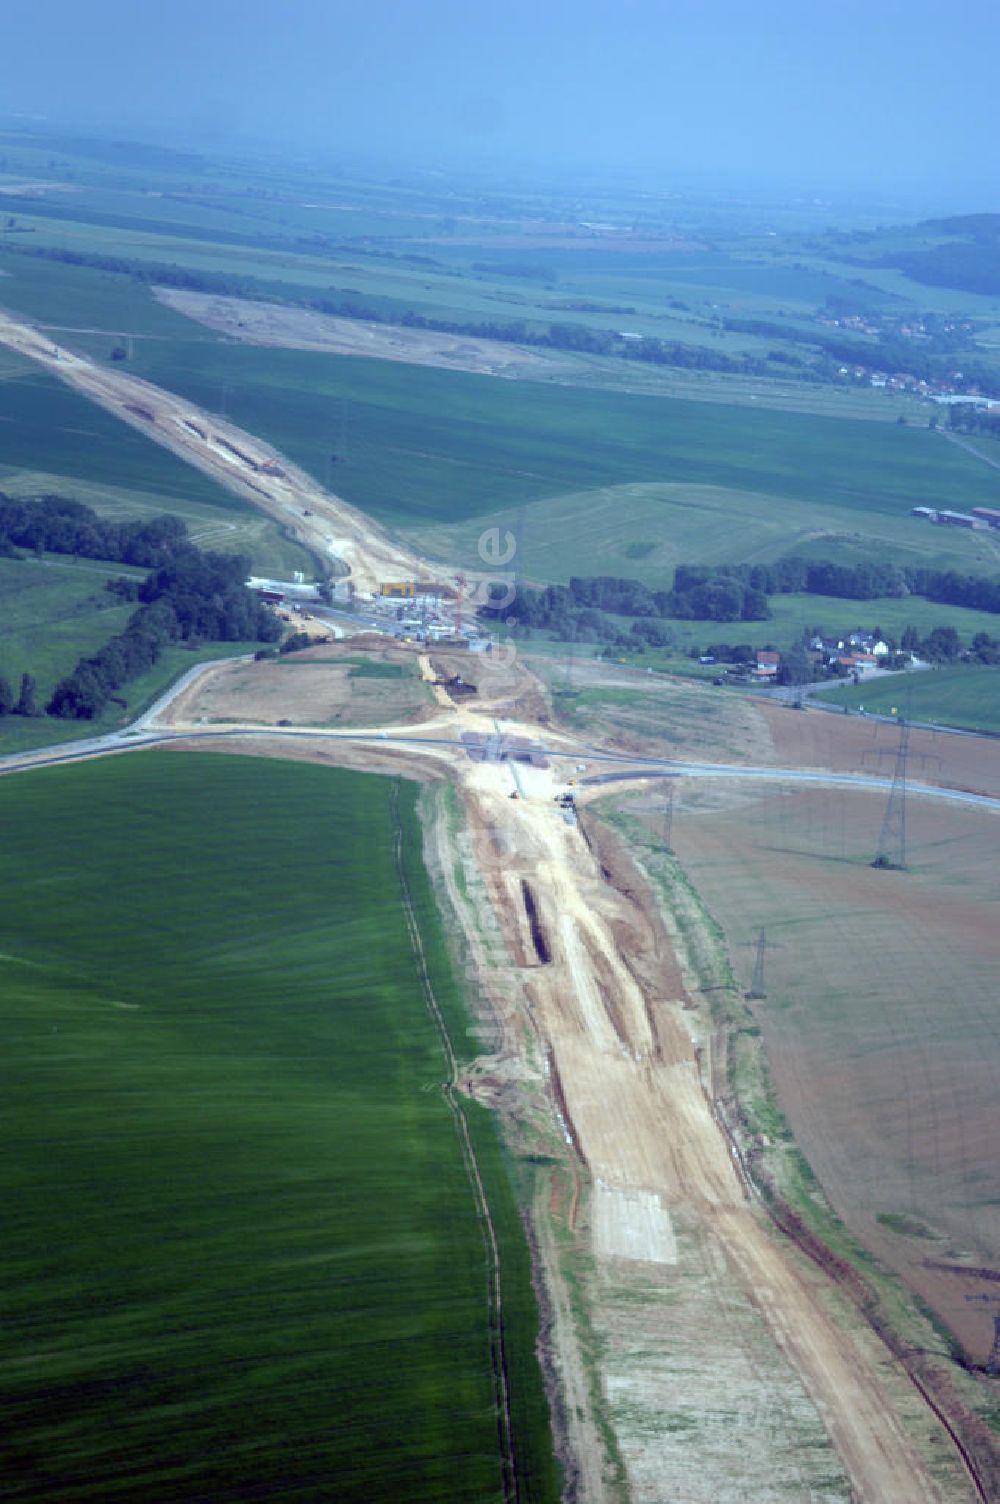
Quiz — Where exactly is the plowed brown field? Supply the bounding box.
[760,700,1000,800]
[661,777,1000,1365]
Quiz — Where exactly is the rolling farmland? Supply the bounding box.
[120,340,1000,542]
[0,552,136,701]
[816,665,1000,735]
[0,753,557,1502]
[407,477,1000,588]
[2,138,999,1499]
[0,346,313,577]
[656,776,1000,1368]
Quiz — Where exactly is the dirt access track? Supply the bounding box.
[443,747,977,1502]
[0,310,442,596]
[0,318,987,1500]
[154,288,576,381]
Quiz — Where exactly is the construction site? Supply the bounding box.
[1,308,998,1504]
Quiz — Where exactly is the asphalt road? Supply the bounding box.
[5,715,1000,814]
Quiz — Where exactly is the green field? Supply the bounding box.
[0,352,236,504]
[0,552,137,701]
[509,587,1000,687]
[641,590,1000,655]
[0,753,557,1501]
[814,663,1000,733]
[421,480,1000,588]
[0,552,261,757]
[0,253,230,342]
[0,346,313,577]
[116,340,1000,554]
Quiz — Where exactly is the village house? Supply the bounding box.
[752,649,780,681]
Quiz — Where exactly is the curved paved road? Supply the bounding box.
[5,717,999,814]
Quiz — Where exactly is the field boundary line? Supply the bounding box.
[389,781,519,1504]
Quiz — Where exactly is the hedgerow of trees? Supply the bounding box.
[483,556,1000,649]
[10,241,998,396]
[0,245,778,380]
[0,493,188,565]
[46,549,280,719]
[0,495,280,722]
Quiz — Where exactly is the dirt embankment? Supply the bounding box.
[154,733,452,786]
[154,287,576,382]
[753,1182,1000,1504]
[0,311,442,595]
[429,647,553,724]
[450,754,967,1503]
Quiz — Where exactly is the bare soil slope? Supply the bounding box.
[162,642,434,729]
[665,777,1000,1365]
[0,311,440,594]
[154,288,575,380]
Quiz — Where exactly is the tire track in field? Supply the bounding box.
[388,782,520,1504]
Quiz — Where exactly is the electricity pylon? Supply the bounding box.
[986,1313,1000,1375]
[663,782,674,854]
[872,719,910,870]
[747,928,767,1000]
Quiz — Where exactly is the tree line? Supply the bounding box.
[46,550,280,719]
[0,492,189,566]
[4,244,779,380]
[0,497,280,723]
[699,554,1000,615]
[882,241,1000,299]
[484,571,770,648]
[479,556,1000,655]
[947,404,1000,440]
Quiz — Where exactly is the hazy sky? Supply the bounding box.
[4,0,998,201]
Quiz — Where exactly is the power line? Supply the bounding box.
[747,928,767,1000]
[986,1313,1000,1376]
[563,637,576,694]
[872,719,910,871]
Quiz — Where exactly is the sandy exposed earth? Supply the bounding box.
[164,640,437,729]
[452,757,972,1503]
[0,311,989,1502]
[0,310,441,595]
[154,287,576,380]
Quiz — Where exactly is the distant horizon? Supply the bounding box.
[0,111,994,228]
[3,0,998,217]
